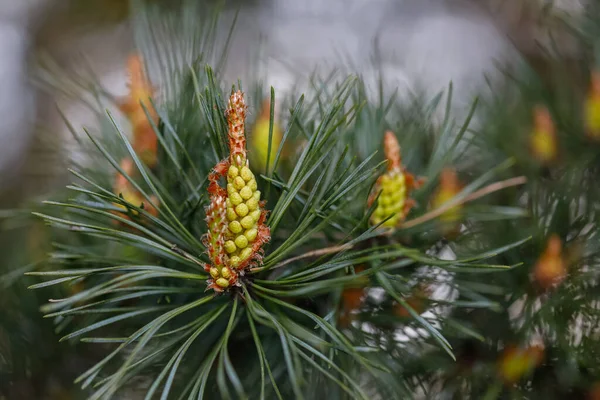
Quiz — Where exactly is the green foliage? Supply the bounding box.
[392,4,600,399]
[10,1,600,399]
[26,8,522,400]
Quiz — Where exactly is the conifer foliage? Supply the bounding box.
[6,1,600,399]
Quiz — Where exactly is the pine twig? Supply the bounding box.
[401,176,527,229]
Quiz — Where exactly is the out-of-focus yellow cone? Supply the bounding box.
[533,234,567,290]
[250,98,283,175]
[530,105,557,164]
[585,70,600,140]
[498,345,544,384]
[431,167,463,236]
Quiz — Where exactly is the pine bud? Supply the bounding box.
[498,345,544,384]
[370,131,423,228]
[118,54,159,168]
[203,194,238,291]
[530,105,557,164]
[224,164,265,269]
[394,286,430,318]
[586,70,600,140]
[113,158,159,218]
[338,265,367,327]
[533,234,567,290]
[250,98,283,174]
[226,90,248,163]
[204,91,271,291]
[431,167,462,224]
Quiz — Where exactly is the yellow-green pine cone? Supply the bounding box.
[250,99,282,174]
[204,194,240,290]
[587,71,600,139]
[371,171,406,228]
[586,95,600,138]
[225,162,263,268]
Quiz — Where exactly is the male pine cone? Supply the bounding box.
[204,91,270,292]
[370,131,422,227]
[224,163,262,268]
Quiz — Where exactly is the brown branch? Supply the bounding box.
[400,176,527,229]
[250,244,353,273]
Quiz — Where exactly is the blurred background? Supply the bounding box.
[0,0,584,202]
[0,0,586,398]
[0,0,509,201]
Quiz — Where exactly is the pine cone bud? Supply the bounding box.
[224,163,264,268]
[203,195,238,290]
[394,286,431,318]
[533,234,566,289]
[118,54,159,168]
[586,70,600,140]
[371,171,406,227]
[226,90,248,164]
[204,91,271,291]
[383,130,401,171]
[250,98,282,174]
[498,345,544,384]
[431,167,462,234]
[370,131,422,228]
[530,105,557,164]
[338,265,367,327]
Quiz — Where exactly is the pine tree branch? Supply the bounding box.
[401,176,527,229]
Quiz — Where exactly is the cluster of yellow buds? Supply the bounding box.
[249,98,283,174]
[533,234,567,290]
[529,105,557,164]
[117,54,159,168]
[224,162,263,268]
[498,345,544,384]
[203,194,237,290]
[585,70,600,140]
[204,91,271,292]
[369,131,423,228]
[112,157,159,220]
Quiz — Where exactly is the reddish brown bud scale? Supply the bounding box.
[226,90,248,163]
[384,131,401,171]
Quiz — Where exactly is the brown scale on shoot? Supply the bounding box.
[203,91,271,292]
